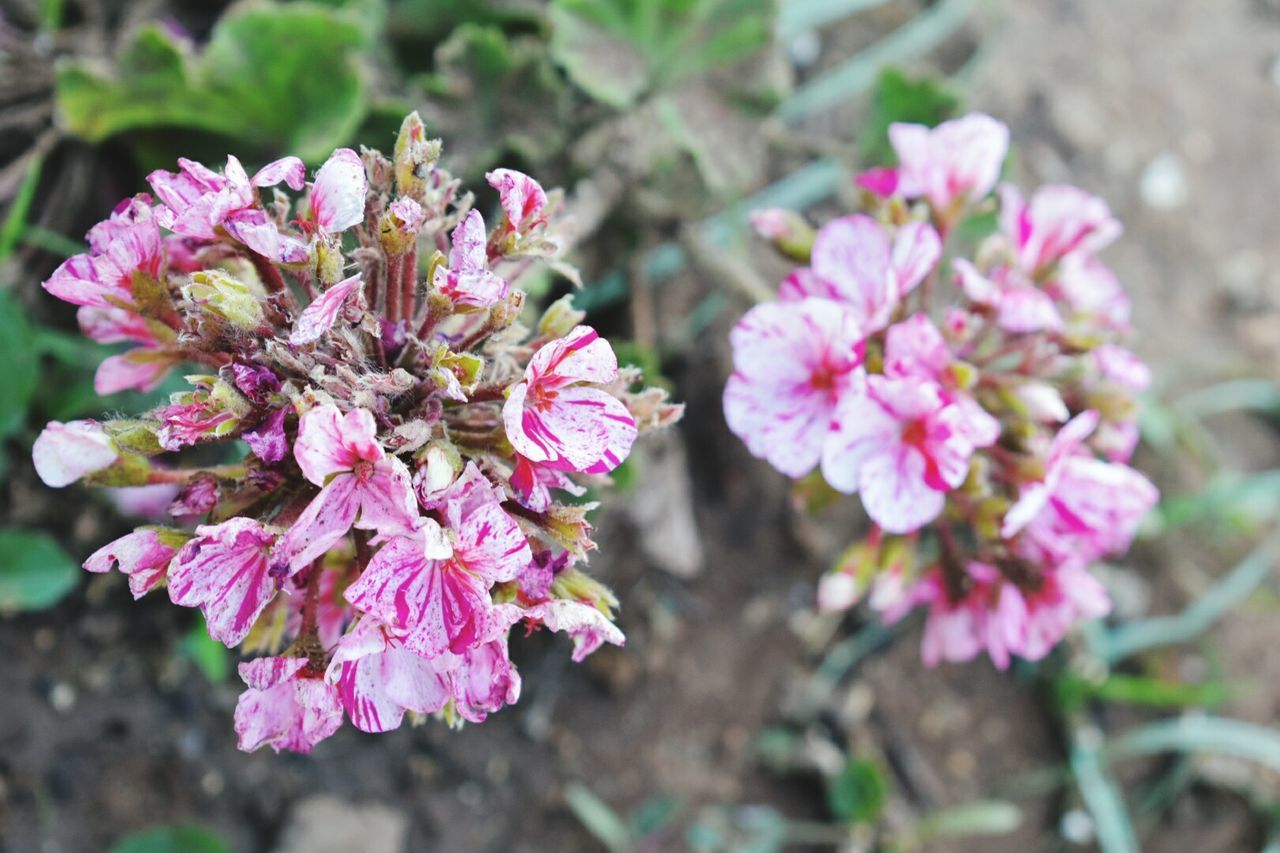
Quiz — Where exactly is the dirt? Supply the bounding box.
[4,0,1280,851]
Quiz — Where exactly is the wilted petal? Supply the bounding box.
[223,209,308,264]
[83,528,178,599]
[290,273,362,345]
[311,148,367,233]
[252,156,306,191]
[525,599,625,662]
[243,408,289,464]
[94,350,171,395]
[486,168,548,230]
[234,657,342,753]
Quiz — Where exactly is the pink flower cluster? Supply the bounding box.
[727,113,1157,669]
[34,113,681,752]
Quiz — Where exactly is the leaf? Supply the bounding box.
[0,529,80,612]
[0,292,39,440]
[417,24,571,175]
[56,4,371,162]
[0,156,43,265]
[826,758,887,825]
[110,825,230,853]
[1055,673,1232,711]
[181,615,230,683]
[857,67,960,165]
[548,0,774,109]
[563,783,632,852]
[916,800,1021,842]
[1108,715,1280,775]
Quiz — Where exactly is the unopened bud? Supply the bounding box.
[184,270,264,329]
[537,294,586,340]
[551,567,618,616]
[393,112,441,200]
[749,208,815,262]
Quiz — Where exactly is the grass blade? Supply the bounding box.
[1108,715,1280,774]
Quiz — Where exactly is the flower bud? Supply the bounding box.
[749,208,815,262]
[536,294,586,341]
[32,420,120,487]
[311,234,345,287]
[184,270,264,329]
[103,419,165,456]
[393,112,441,200]
[379,197,425,256]
[550,567,619,616]
[413,443,462,508]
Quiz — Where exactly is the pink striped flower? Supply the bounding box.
[822,371,993,534]
[486,168,548,234]
[43,195,162,309]
[233,657,342,754]
[432,210,508,308]
[523,599,626,662]
[451,637,522,723]
[889,114,1010,213]
[309,148,367,234]
[168,517,279,646]
[503,325,637,475]
[290,273,363,345]
[723,298,864,478]
[779,215,940,333]
[80,302,173,394]
[954,258,1064,334]
[998,183,1121,275]
[275,405,419,572]
[327,616,453,733]
[344,465,529,657]
[83,528,179,599]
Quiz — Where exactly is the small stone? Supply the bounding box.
[49,683,76,714]
[201,770,225,797]
[787,31,822,67]
[1139,153,1189,211]
[273,796,409,853]
[1060,808,1095,845]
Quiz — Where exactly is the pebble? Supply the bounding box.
[48,683,76,714]
[273,796,408,853]
[1060,808,1095,845]
[1139,153,1189,210]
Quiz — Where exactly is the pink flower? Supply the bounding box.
[43,196,162,309]
[233,656,342,753]
[888,114,1010,213]
[451,637,521,723]
[1055,254,1130,331]
[911,562,1024,669]
[524,599,625,662]
[83,528,178,599]
[998,183,1121,275]
[95,350,173,395]
[723,299,863,478]
[243,408,289,464]
[309,148,367,234]
[109,483,182,520]
[1003,411,1158,565]
[167,517,279,646]
[1010,562,1111,661]
[32,420,118,487]
[432,210,508,308]
[1091,344,1151,392]
[854,167,901,198]
[290,273,363,345]
[275,405,419,572]
[779,215,940,333]
[503,325,637,475]
[954,259,1063,334]
[327,616,453,733]
[148,155,308,262]
[486,168,548,233]
[822,373,993,534]
[509,455,587,514]
[344,465,529,658]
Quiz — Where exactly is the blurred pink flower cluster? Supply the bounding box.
[34,113,681,752]
[726,113,1157,669]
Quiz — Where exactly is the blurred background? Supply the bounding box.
[2,0,1280,850]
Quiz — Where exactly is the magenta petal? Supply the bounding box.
[354,457,419,536]
[167,517,278,646]
[290,273,363,345]
[525,600,625,662]
[94,350,170,395]
[274,475,360,573]
[252,156,306,191]
[223,209,308,264]
[451,637,521,723]
[486,168,548,229]
[234,657,342,753]
[244,408,289,464]
[83,528,176,599]
[293,404,374,486]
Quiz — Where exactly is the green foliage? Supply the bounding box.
[0,292,39,442]
[548,0,774,108]
[0,529,80,612]
[1055,673,1231,712]
[418,24,571,174]
[56,2,372,162]
[858,67,960,165]
[563,783,632,852]
[826,757,887,824]
[0,157,44,266]
[181,614,231,683]
[110,825,230,853]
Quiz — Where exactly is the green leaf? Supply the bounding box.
[548,0,773,108]
[858,67,960,165]
[0,529,80,612]
[826,758,887,824]
[1108,715,1280,775]
[56,3,371,162]
[916,800,1021,842]
[110,825,230,853]
[0,292,39,441]
[1056,673,1232,711]
[0,156,43,265]
[564,783,632,852]
[418,24,571,175]
[181,615,230,683]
